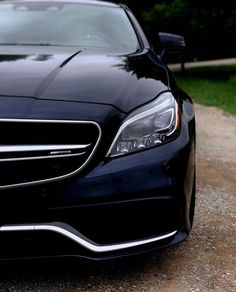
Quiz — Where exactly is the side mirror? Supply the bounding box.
[158,32,185,60]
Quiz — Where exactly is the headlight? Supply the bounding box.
[106,92,180,158]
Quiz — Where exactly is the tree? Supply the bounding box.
[106,0,236,60]
[142,0,236,60]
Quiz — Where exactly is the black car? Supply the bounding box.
[0,0,196,260]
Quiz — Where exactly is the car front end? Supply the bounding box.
[0,0,196,261]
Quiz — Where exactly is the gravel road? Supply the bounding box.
[0,104,235,292]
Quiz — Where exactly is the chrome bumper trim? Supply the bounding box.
[0,223,177,253]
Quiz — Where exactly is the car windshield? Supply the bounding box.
[0,2,140,53]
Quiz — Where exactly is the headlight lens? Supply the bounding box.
[107,92,179,158]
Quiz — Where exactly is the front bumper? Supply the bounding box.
[0,120,195,260]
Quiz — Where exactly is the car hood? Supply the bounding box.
[0,46,169,112]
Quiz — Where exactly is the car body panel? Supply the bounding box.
[0,0,196,260]
[0,47,168,113]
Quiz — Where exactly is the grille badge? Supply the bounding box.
[50,150,72,156]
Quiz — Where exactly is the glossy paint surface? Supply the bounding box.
[0,0,196,260]
[0,46,168,113]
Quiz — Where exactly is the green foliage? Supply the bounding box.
[141,1,236,60]
[175,66,236,116]
[143,0,189,28]
[109,0,236,60]
[226,9,236,28]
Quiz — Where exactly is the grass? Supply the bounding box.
[174,65,236,116]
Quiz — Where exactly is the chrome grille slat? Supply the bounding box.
[0,144,91,153]
[0,152,86,162]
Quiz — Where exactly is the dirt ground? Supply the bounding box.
[0,104,235,292]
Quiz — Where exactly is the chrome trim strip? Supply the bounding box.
[0,144,90,153]
[0,223,177,253]
[0,119,102,190]
[0,152,86,162]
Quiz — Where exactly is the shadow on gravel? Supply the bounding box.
[0,240,199,290]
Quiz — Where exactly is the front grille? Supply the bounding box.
[0,119,101,188]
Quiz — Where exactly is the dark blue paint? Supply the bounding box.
[0,47,168,113]
[0,0,196,260]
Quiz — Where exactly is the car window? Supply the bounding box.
[0,2,140,53]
